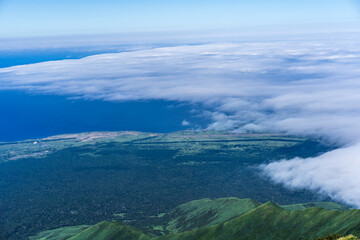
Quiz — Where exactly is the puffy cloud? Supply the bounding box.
[1,34,360,206]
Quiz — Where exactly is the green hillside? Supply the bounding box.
[282,202,349,211]
[151,197,348,236]
[29,225,89,240]
[67,221,149,240]
[159,197,261,234]
[157,202,360,240]
[30,197,360,240]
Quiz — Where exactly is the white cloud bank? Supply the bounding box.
[261,143,360,207]
[1,33,360,206]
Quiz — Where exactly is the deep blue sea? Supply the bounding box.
[0,48,116,68]
[0,49,207,142]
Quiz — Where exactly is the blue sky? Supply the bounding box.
[0,0,359,37]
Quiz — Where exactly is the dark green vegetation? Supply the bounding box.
[30,197,360,240]
[0,131,335,239]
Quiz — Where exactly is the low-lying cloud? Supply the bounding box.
[1,33,360,206]
[261,143,360,207]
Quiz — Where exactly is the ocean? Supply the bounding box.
[0,48,207,142]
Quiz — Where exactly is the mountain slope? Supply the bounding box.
[161,197,261,233]
[67,221,149,240]
[282,202,349,211]
[157,202,360,240]
[28,225,89,240]
[30,198,360,240]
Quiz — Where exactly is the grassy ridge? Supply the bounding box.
[162,197,261,234]
[281,202,349,211]
[67,221,149,240]
[31,198,360,240]
[157,202,360,240]
[29,225,89,240]
[153,197,348,235]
